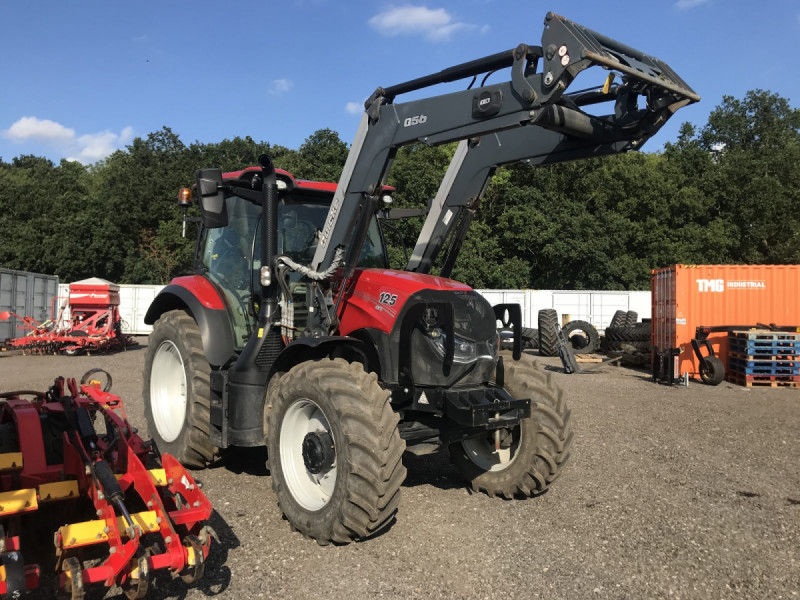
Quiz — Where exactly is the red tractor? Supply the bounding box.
[142,13,697,544]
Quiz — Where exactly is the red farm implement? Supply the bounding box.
[0,370,213,598]
[1,278,131,355]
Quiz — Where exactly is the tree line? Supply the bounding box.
[0,90,797,290]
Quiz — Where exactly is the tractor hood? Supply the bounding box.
[338,268,474,335]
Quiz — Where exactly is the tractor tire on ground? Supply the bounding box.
[143,310,217,468]
[561,320,600,354]
[625,310,639,327]
[621,341,652,354]
[609,310,628,329]
[603,322,651,352]
[521,327,539,350]
[700,356,725,385]
[450,351,573,497]
[538,309,559,357]
[267,358,406,545]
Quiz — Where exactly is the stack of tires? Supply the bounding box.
[602,310,651,354]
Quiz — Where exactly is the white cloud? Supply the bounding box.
[368,5,479,42]
[2,116,133,164]
[268,78,294,95]
[5,117,75,144]
[345,101,363,115]
[674,0,710,9]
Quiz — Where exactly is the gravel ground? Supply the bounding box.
[1,340,798,599]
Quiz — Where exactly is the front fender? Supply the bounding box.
[145,278,236,367]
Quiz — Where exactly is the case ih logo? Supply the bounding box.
[696,279,766,292]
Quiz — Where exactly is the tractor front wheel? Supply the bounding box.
[267,358,406,545]
[450,352,573,497]
[143,310,217,468]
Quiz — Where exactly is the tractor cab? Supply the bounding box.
[186,167,389,348]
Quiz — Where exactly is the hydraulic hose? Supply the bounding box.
[276,246,345,282]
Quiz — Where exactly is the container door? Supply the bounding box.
[552,292,590,325]
[590,293,630,330]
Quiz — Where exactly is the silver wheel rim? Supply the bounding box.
[461,428,519,472]
[149,340,187,443]
[279,399,337,511]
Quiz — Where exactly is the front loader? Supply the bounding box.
[142,12,698,545]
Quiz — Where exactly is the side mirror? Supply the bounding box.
[196,168,228,228]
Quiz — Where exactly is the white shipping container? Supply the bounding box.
[476,289,651,331]
[54,283,652,336]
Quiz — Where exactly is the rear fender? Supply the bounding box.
[270,336,380,378]
[145,280,236,367]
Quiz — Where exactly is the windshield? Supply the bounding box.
[274,195,387,268]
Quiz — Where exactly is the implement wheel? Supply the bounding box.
[450,351,573,498]
[143,310,217,468]
[123,554,151,599]
[59,557,84,600]
[267,358,406,545]
[180,535,206,585]
[700,355,725,386]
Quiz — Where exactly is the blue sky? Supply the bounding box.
[2,0,798,165]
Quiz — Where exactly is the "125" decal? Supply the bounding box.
[379,292,397,306]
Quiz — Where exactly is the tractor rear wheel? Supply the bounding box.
[143,310,217,468]
[538,309,559,357]
[562,320,600,354]
[267,358,406,545]
[450,352,573,497]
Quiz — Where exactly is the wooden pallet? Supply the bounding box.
[729,339,800,356]
[726,373,800,388]
[731,330,800,341]
[729,351,800,361]
[728,358,800,375]
[575,354,604,363]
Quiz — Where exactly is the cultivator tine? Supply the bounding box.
[0,371,214,598]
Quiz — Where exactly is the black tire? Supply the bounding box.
[538,309,559,357]
[267,358,406,545]
[521,327,539,350]
[627,322,651,341]
[603,322,651,353]
[499,327,539,351]
[561,320,600,354]
[449,351,573,497]
[624,340,652,354]
[143,310,217,468]
[700,356,725,385]
[609,310,628,328]
[625,310,639,327]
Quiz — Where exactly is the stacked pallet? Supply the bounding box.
[727,331,800,388]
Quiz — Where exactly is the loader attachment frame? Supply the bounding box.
[309,11,697,331]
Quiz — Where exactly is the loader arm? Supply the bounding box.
[308,11,697,327]
[404,76,680,276]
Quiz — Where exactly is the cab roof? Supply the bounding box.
[222,166,393,193]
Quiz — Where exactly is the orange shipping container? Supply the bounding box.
[651,264,800,379]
